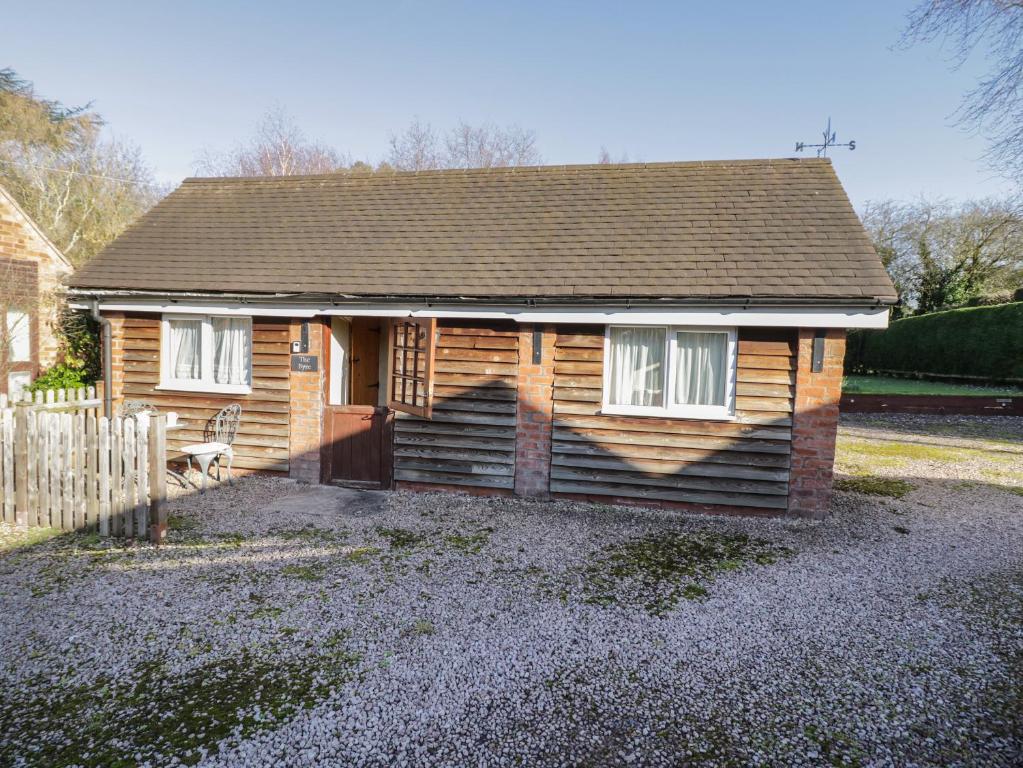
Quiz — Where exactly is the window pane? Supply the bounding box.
[674,331,727,406]
[608,327,665,406]
[7,371,31,400]
[6,311,30,362]
[169,318,202,380]
[213,317,251,385]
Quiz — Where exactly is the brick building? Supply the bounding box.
[68,159,896,518]
[0,185,73,398]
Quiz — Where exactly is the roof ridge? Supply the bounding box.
[181,157,832,184]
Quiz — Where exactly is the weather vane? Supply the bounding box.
[795,117,855,157]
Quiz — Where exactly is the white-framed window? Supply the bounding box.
[6,310,31,362]
[159,314,252,394]
[7,371,31,400]
[601,325,737,420]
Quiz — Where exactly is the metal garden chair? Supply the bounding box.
[180,404,242,493]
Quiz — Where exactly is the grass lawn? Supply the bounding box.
[842,374,1023,398]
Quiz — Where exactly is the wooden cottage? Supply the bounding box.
[67,159,897,517]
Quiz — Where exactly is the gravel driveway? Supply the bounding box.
[1,414,1021,767]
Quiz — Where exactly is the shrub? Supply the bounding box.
[963,289,1016,307]
[25,363,92,394]
[845,303,1023,381]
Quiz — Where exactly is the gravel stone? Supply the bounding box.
[0,413,1020,767]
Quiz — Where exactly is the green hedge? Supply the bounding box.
[845,302,1023,382]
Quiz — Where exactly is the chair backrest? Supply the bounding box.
[206,403,242,445]
[118,400,158,419]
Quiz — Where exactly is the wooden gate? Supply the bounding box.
[323,406,393,488]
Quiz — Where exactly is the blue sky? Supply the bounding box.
[5,0,1016,207]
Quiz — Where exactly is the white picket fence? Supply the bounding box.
[0,385,102,411]
[0,387,168,541]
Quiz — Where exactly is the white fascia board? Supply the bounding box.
[72,301,890,329]
[70,301,321,318]
[406,305,890,329]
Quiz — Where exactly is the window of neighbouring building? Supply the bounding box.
[5,310,31,362]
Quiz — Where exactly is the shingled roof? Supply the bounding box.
[69,158,897,304]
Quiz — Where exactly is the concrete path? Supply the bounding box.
[270,482,388,521]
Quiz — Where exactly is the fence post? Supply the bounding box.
[110,416,122,537]
[148,414,167,545]
[98,417,110,537]
[37,413,49,526]
[74,412,86,530]
[1,410,13,523]
[26,411,38,526]
[14,406,29,528]
[136,419,149,538]
[61,413,73,531]
[86,412,98,530]
[47,415,60,528]
[123,424,136,539]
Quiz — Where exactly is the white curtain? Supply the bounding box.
[674,331,726,406]
[608,327,665,406]
[213,318,250,385]
[171,319,202,380]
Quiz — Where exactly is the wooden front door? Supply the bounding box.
[350,317,381,406]
[322,318,393,488]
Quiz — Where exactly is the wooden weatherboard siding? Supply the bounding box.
[549,327,796,511]
[394,322,518,490]
[119,314,291,473]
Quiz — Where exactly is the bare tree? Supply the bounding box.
[387,119,442,171]
[597,146,631,164]
[387,119,542,170]
[902,1,1023,176]
[195,107,348,176]
[861,195,1023,312]
[0,68,162,267]
[444,121,540,169]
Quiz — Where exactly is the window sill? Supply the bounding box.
[156,382,252,396]
[599,405,736,421]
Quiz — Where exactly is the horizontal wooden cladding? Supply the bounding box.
[394,321,518,491]
[549,326,796,510]
[118,313,290,473]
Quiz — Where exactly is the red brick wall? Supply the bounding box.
[514,324,555,497]
[289,318,324,482]
[0,191,71,373]
[788,328,846,518]
[0,257,40,393]
[107,312,127,407]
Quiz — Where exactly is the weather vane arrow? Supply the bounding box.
[795,117,856,157]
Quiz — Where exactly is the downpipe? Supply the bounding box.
[89,298,113,418]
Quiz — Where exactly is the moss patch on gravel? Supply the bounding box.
[344,545,381,564]
[0,643,361,768]
[376,526,427,550]
[444,526,493,554]
[837,437,1000,464]
[567,530,793,616]
[834,475,914,499]
[271,525,350,544]
[0,525,64,553]
[281,562,327,581]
